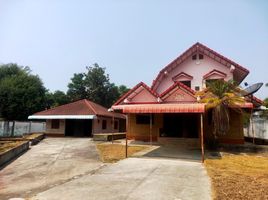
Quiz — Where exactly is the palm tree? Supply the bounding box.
[197,80,245,136]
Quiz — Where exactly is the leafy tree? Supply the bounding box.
[117,85,130,97]
[67,73,87,101]
[0,63,47,121]
[67,63,129,107]
[197,80,245,136]
[45,90,70,108]
[264,98,268,108]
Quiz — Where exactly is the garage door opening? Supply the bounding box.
[162,113,199,138]
[65,119,92,137]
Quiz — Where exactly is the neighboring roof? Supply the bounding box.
[152,42,250,90]
[113,82,159,106]
[30,99,125,119]
[112,103,205,113]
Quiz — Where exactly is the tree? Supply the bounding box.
[67,73,87,101]
[117,85,130,97]
[0,63,47,121]
[67,63,129,107]
[197,80,245,136]
[45,90,70,108]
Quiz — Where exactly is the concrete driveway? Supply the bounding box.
[32,158,211,200]
[0,138,103,200]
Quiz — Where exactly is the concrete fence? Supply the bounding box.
[244,117,268,140]
[0,121,46,137]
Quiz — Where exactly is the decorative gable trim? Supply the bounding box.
[203,69,227,80]
[113,82,159,105]
[160,82,196,102]
[172,72,193,82]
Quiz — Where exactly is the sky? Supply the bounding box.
[0,0,268,99]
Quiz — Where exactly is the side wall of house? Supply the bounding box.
[92,116,120,134]
[46,119,65,136]
[204,109,244,144]
[126,113,163,141]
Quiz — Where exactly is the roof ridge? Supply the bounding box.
[84,99,98,115]
[34,99,85,115]
[160,82,196,98]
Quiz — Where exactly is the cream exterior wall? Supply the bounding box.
[92,116,120,134]
[46,119,65,135]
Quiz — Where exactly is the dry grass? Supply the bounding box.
[205,153,268,200]
[23,133,44,140]
[0,141,25,154]
[97,143,148,163]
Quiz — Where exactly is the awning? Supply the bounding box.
[28,115,96,119]
[112,103,205,113]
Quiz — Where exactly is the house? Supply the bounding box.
[28,99,126,137]
[112,42,262,146]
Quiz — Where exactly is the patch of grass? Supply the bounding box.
[97,144,148,163]
[205,154,268,200]
[23,133,44,140]
[0,141,25,154]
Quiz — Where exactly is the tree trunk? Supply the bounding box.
[3,121,10,136]
[11,121,15,137]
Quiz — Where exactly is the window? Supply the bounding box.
[195,86,200,91]
[192,54,203,60]
[180,81,191,88]
[51,119,60,129]
[114,120,118,129]
[136,114,154,125]
[102,120,107,130]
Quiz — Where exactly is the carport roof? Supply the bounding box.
[112,103,206,113]
[29,99,125,119]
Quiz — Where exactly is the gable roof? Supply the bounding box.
[152,42,249,90]
[172,72,193,81]
[113,82,159,105]
[31,99,125,119]
[160,81,196,98]
[203,69,227,79]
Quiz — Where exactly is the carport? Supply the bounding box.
[113,103,206,162]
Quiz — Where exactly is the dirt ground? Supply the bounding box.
[205,153,268,200]
[96,143,149,162]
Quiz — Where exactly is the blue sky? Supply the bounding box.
[0,0,268,99]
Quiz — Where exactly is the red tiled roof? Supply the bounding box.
[33,99,125,119]
[113,82,159,106]
[152,42,249,90]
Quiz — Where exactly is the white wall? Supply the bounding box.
[244,117,268,140]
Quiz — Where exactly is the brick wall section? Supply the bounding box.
[127,113,163,141]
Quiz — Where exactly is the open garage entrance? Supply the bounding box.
[162,113,199,138]
[65,119,92,137]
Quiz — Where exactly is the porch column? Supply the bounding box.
[150,113,152,145]
[125,114,128,158]
[200,113,205,163]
